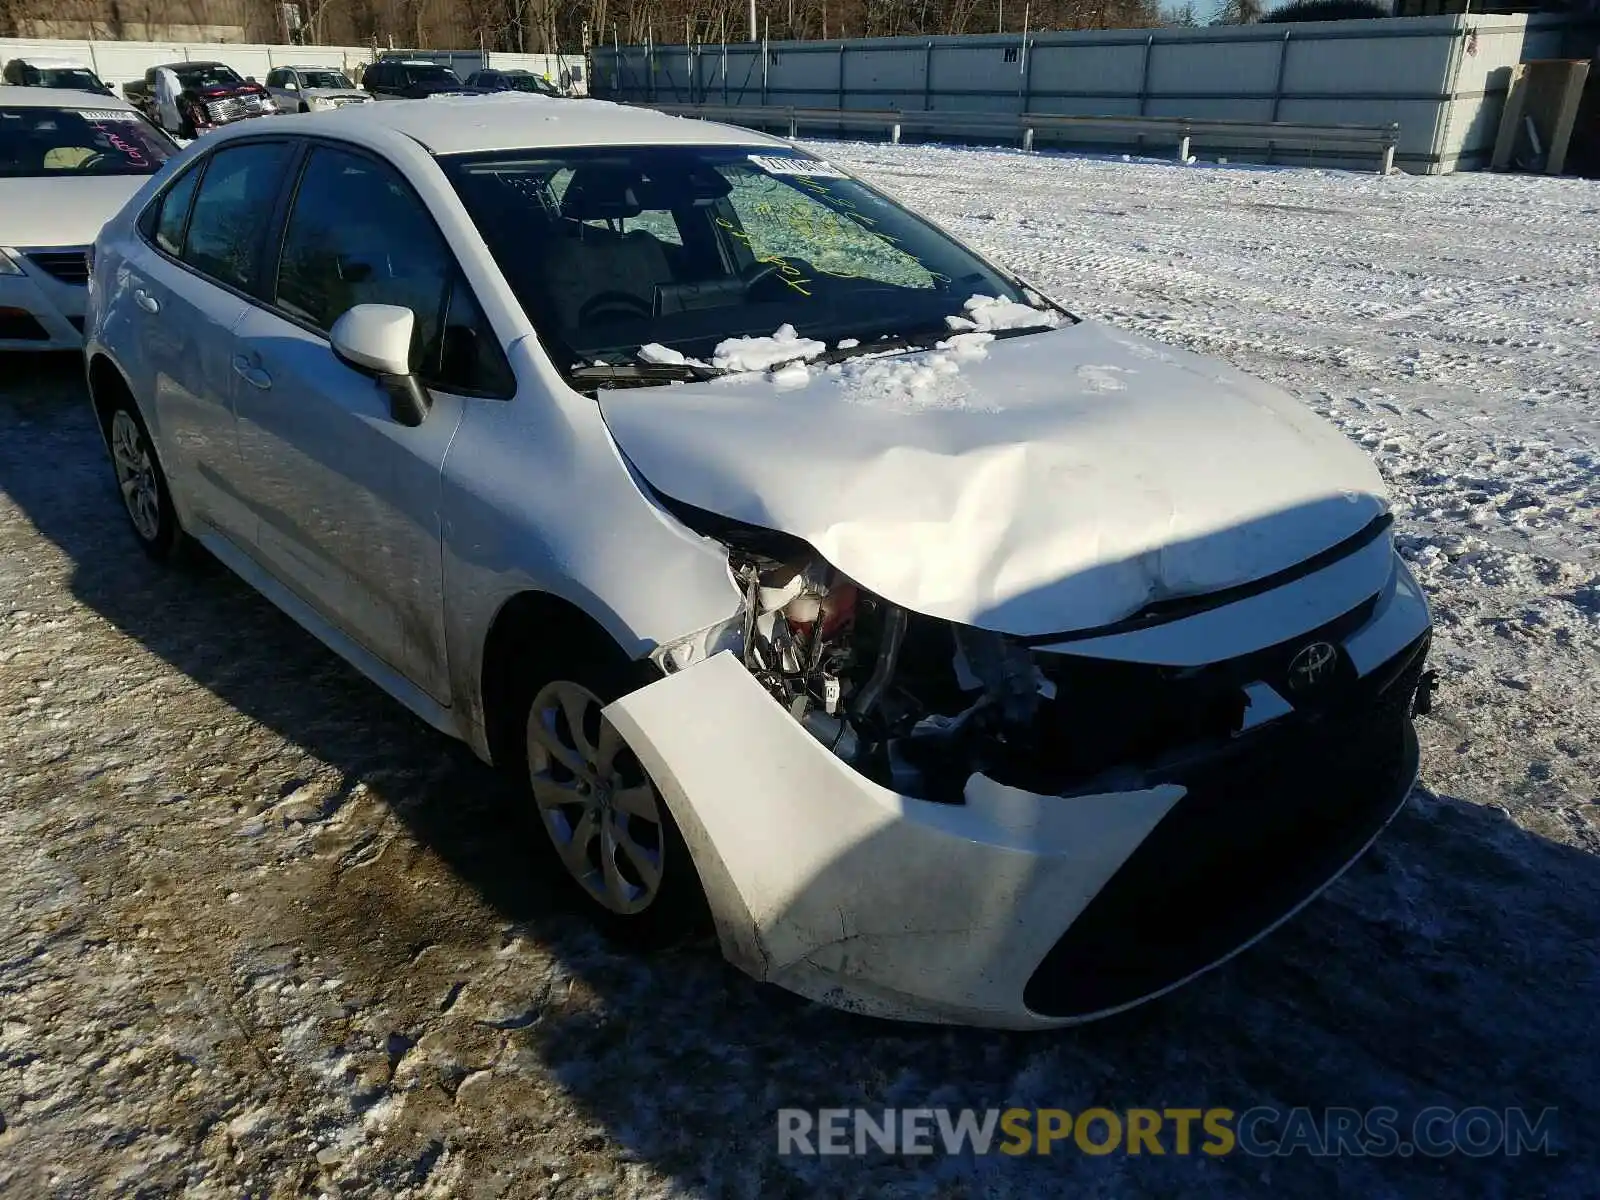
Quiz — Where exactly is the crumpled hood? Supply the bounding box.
[599,321,1391,638]
[0,176,146,250]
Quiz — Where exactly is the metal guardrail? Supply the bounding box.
[642,103,1400,174]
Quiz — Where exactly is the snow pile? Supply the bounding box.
[946,294,1062,333]
[712,323,827,372]
[825,332,996,412]
[637,343,692,366]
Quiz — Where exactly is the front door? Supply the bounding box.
[228,142,493,702]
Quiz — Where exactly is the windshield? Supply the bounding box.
[41,68,104,91]
[300,70,353,90]
[505,74,556,94]
[443,145,1050,369]
[176,65,243,89]
[0,105,173,177]
[407,65,461,84]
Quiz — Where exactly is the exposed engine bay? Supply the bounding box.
[657,538,1292,804]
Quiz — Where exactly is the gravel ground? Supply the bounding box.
[2,147,1599,1198]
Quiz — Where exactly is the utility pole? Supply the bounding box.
[749,0,757,41]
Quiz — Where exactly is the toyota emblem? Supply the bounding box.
[1286,641,1339,691]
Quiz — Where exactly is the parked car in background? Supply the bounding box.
[124,62,274,137]
[83,97,1433,1030]
[0,86,175,349]
[465,69,562,97]
[264,65,372,112]
[3,57,115,96]
[361,59,476,100]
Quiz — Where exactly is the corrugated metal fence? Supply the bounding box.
[592,13,1594,173]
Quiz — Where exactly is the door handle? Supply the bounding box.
[133,288,159,314]
[231,354,272,390]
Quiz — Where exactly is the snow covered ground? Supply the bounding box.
[1,144,1597,1196]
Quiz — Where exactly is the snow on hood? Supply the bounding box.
[0,175,147,250]
[599,320,1392,638]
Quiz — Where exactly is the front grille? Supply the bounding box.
[204,94,266,123]
[0,308,50,340]
[25,249,90,286]
[1022,631,1429,1020]
[989,592,1381,795]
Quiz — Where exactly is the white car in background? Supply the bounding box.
[82,97,1434,1028]
[1,86,176,349]
[264,65,372,113]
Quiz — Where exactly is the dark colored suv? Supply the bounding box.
[361,60,475,100]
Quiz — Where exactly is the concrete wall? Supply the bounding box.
[0,36,566,93]
[597,14,1597,173]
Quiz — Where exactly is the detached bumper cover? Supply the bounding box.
[604,555,1431,1028]
[0,247,89,350]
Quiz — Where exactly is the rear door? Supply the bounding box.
[227,141,514,701]
[117,139,296,546]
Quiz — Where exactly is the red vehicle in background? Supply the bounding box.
[123,61,275,138]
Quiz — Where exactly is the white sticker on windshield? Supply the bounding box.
[76,110,142,122]
[746,154,847,178]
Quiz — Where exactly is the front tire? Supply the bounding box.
[106,401,189,563]
[514,641,707,946]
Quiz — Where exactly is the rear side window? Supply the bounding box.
[151,162,201,255]
[181,141,291,292]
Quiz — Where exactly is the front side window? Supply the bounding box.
[181,141,291,291]
[273,145,509,394]
[0,105,173,177]
[442,145,1044,371]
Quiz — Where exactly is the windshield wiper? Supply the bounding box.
[819,322,1048,366]
[567,361,727,389]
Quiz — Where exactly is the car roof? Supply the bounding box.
[244,94,786,154]
[10,57,93,69]
[0,84,136,109]
[161,60,228,70]
[283,64,349,71]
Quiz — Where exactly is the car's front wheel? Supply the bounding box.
[519,653,707,945]
[106,401,188,562]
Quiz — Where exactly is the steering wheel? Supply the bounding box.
[577,290,653,325]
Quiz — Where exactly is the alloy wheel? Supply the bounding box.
[526,679,666,915]
[110,409,161,543]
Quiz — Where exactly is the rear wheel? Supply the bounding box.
[106,400,190,563]
[515,641,707,945]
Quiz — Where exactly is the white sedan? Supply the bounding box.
[82,96,1433,1028]
[1,86,176,349]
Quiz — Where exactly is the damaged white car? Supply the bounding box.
[84,98,1434,1028]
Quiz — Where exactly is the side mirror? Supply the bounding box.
[246,75,258,84]
[330,304,431,427]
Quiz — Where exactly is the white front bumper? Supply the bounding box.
[0,249,87,351]
[605,554,1432,1029]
